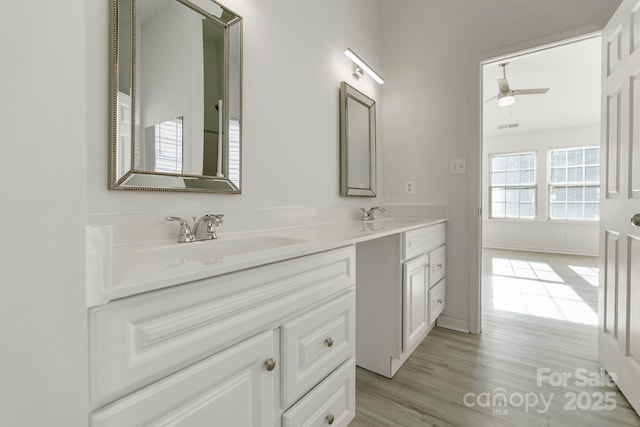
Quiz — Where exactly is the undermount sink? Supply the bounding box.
[367,218,423,227]
[140,235,307,261]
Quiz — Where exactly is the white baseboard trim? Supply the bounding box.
[482,243,598,257]
[437,315,469,333]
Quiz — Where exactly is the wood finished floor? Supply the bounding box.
[350,249,640,427]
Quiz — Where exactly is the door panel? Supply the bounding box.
[628,236,640,365]
[604,231,620,339]
[606,89,621,198]
[599,0,640,415]
[607,26,622,75]
[630,71,640,197]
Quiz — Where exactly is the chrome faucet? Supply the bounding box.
[360,207,385,221]
[166,214,224,243]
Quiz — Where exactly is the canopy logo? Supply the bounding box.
[463,387,553,416]
[462,368,618,416]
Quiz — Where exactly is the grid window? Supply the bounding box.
[549,147,600,221]
[490,152,536,219]
[154,118,183,174]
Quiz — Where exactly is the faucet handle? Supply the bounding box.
[165,216,195,243]
[204,213,224,226]
[166,216,188,225]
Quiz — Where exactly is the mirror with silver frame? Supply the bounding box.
[339,82,377,197]
[111,0,242,192]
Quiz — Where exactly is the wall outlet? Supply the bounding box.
[450,159,467,174]
[405,180,415,194]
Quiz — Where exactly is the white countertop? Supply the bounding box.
[99,217,446,304]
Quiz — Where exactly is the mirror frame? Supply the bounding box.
[339,81,377,197]
[109,0,243,193]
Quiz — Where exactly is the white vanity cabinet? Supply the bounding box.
[356,222,446,378]
[89,246,356,427]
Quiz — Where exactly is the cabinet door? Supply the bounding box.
[90,331,276,427]
[402,255,429,352]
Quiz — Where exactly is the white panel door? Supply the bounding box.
[599,0,640,414]
[403,255,429,352]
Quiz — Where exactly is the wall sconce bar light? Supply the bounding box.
[344,48,384,84]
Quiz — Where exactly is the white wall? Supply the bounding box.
[86,0,384,224]
[379,0,621,332]
[0,1,88,426]
[483,125,600,256]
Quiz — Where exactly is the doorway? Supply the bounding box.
[480,35,602,328]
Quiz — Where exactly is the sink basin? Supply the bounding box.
[364,218,424,228]
[140,235,307,261]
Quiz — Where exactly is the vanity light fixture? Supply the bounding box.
[344,48,384,84]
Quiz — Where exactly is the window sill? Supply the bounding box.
[484,218,599,226]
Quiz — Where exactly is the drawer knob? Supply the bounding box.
[265,358,277,372]
[437,298,443,304]
[325,337,334,348]
[326,414,335,425]
[437,263,443,269]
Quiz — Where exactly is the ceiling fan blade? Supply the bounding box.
[483,94,498,104]
[513,88,549,95]
[497,78,510,92]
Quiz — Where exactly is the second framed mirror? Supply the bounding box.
[339,82,377,197]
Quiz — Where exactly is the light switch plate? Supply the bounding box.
[450,159,467,174]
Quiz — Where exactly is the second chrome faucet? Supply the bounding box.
[360,206,385,221]
[166,214,224,243]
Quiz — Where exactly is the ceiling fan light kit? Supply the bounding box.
[498,91,515,107]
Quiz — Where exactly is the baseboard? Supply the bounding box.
[437,315,469,333]
[482,243,598,257]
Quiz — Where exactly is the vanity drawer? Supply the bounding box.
[282,357,355,427]
[89,246,355,407]
[403,223,445,261]
[429,279,446,325]
[281,291,355,408]
[429,245,446,286]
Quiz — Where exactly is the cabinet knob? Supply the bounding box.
[325,337,334,348]
[437,263,443,269]
[326,414,335,425]
[265,358,276,372]
[437,298,443,304]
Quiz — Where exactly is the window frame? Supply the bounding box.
[547,145,600,222]
[488,151,537,220]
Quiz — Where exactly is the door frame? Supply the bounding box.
[470,25,604,334]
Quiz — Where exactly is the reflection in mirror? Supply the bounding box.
[111,0,242,192]
[339,82,377,197]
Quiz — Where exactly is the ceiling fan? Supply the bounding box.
[485,62,549,107]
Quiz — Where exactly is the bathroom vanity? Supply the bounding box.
[355,222,446,378]
[86,216,446,426]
